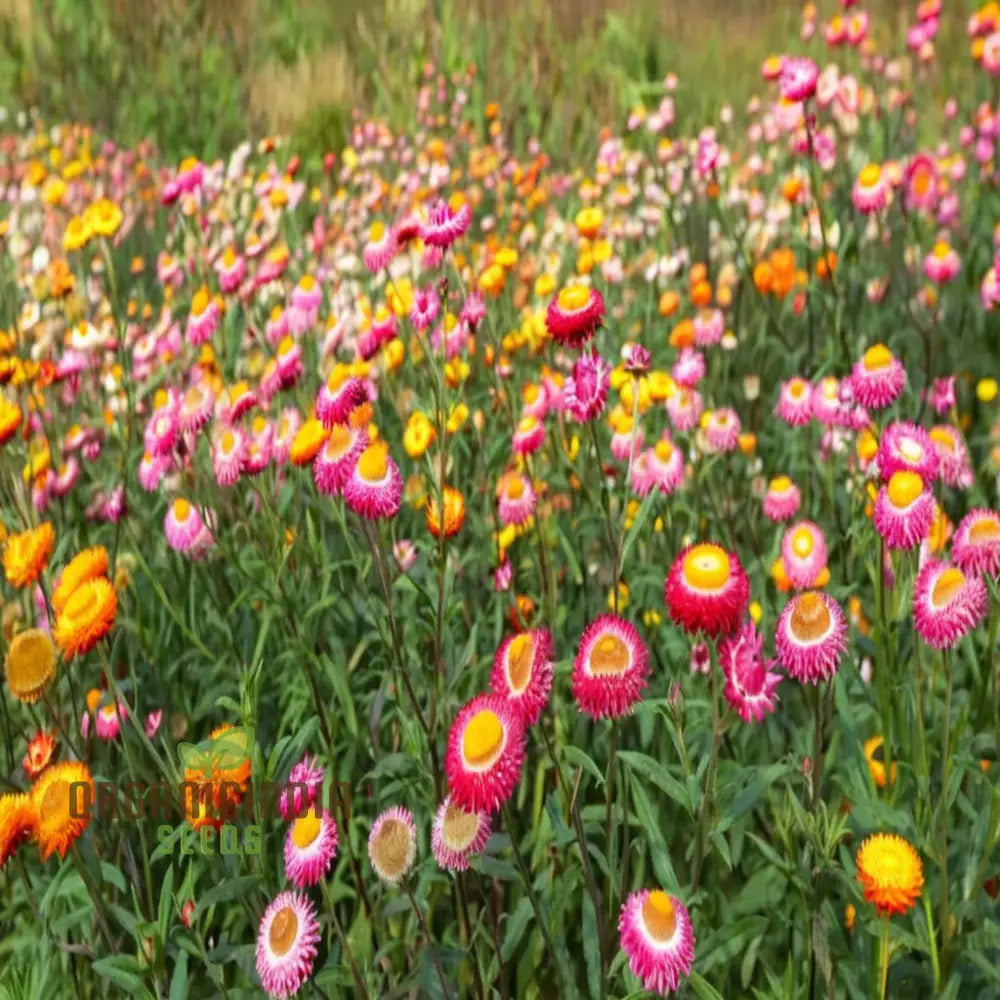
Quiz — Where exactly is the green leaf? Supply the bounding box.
[581,893,601,1000]
[168,950,189,1000]
[618,750,692,816]
[158,864,174,944]
[91,956,156,999]
[697,916,769,975]
[687,972,726,1000]
[562,746,605,790]
[501,897,534,962]
[100,861,127,894]
[620,490,658,565]
[197,875,263,910]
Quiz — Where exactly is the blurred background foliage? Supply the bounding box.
[0,0,981,164]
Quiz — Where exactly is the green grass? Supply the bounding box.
[0,0,983,162]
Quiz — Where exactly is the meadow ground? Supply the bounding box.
[1,1,1000,999]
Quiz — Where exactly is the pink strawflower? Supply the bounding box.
[672,348,705,388]
[776,378,813,425]
[775,591,847,684]
[497,472,536,527]
[165,498,205,552]
[431,796,491,872]
[255,891,320,999]
[664,543,750,638]
[618,889,696,996]
[280,756,325,821]
[763,476,801,522]
[490,628,554,726]
[284,810,338,888]
[564,352,611,422]
[667,389,703,432]
[512,416,545,456]
[851,344,905,410]
[873,472,935,550]
[704,408,740,452]
[343,444,403,520]
[913,560,988,649]
[952,509,1000,576]
[781,521,828,589]
[719,623,783,722]
[779,56,819,101]
[572,613,650,720]
[877,422,939,483]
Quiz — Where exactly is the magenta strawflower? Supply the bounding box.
[564,351,611,422]
[284,810,338,888]
[315,366,368,428]
[497,472,536,527]
[313,426,364,497]
[876,422,939,483]
[852,163,889,214]
[165,498,205,552]
[763,476,801,522]
[775,591,847,684]
[667,389,703,432]
[873,472,935,550]
[489,628,554,725]
[776,378,813,425]
[618,889,696,996]
[719,623,782,722]
[913,560,988,649]
[343,443,402,520]
[779,56,819,101]
[930,425,973,488]
[671,348,705,388]
[952,509,1000,576]
[545,284,605,348]
[280,755,325,820]
[445,694,526,813]
[572,613,650,719]
[212,427,246,487]
[851,344,905,410]
[511,415,545,456]
[431,795,491,872]
[664,543,750,638]
[362,221,397,274]
[704,408,740,452]
[421,199,471,248]
[781,521,828,589]
[255,891,320,999]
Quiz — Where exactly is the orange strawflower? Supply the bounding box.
[23,729,57,780]
[426,486,466,539]
[856,833,923,916]
[5,628,56,703]
[3,522,55,588]
[52,546,109,614]
[53,577,117,659]
[0,793,37,869]
[31,760,93,860]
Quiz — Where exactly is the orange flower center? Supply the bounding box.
[506,476,525,500]
[789,380,806,399]
[932,568,965,606]
[268,906,299,957]
[590,634,629,676]
[887,471,923,509]
[463,710,504,767]
[642,891,677,943]
[654,439,673,462]
[969,517,1000,543]
[790,592,831,642]
[507,633,535,692]
[291,812,321,849]
[863,344,893,371]
[682,544,730,590]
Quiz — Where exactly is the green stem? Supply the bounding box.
[603,719,619,923]
[939,649,954,972]
[404,878,454,1000]
[879,913,891,1000]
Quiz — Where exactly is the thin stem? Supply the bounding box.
[878,913,891,1000]
[692,653,722,892]
[404,879,454,1000]
[603,719,619,922]
[322,881,370,1000]
[939,649,954,972]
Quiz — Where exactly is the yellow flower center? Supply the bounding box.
[642,891,677,943]
[221,431,235,452]
[292,813,321,849]
[327,366,348,392]
[299,275,315,291]
[859,163,882,188]
[268,906,299,957]
[191,287,209,316]
[932,568,965,606]
[369,221,385,243]
[654,439,673,462]
[887,471,923,508]
[357,445,387,483]
[789,379,806,399]
[929,427,955,452]
[863,344,893,370]
[770,475,792,492]
[173,498,191,523]
[506,633,535,692]
[590,634,629,676]
[682,544,730,590]
[969,516,1000,543]
[792,527,815,558]
[557,285,590,312]
[933,241,950,259]
[789,591,831,642]
[5,628,55,697]
[524,384,540,404]
[463,710,504,767]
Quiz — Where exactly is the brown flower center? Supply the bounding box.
[442,802,480,850]
[372,818,411,878]
[590,634,629,676]
[268,906,299,957]
[790,592,831,642]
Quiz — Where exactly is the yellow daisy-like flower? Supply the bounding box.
[86,198,123,238]
[3,521,55,588]
[5,628,56,703]
[31,760,93,860]
[856,833,923,916]
[63,215,93,252]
